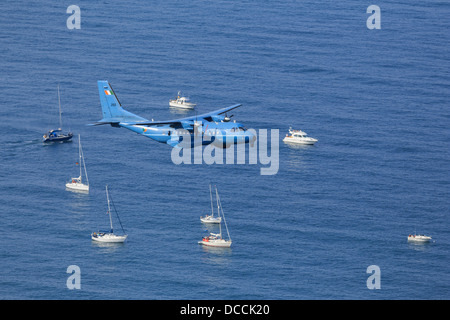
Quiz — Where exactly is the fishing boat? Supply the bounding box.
[91,185,128,243]
[43,85,73,142]
[283,126,317,145]
[408,234,432,243]
[65,135,89,193]
[169,91,196,109]
[198,186,231,247]
[200,184,222,224]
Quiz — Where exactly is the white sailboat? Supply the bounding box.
[199,186,232,248]
[200,184,222,224]
[91,185,128,243]
[65,134,89,193]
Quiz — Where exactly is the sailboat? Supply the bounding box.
[198,186,232,247]
[43,85,73,142]
[200,184,222,224]
[65,134,89,193]
[92,185,128,243]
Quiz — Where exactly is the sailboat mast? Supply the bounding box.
[57,84,62,129]
[106,185,114,232]
[209,184,214,217]
[217,189,231,241]
[78,135,82,179]
[83,156,89,185]
[78,135,89,185]
[215,186,222,239]
[82,144,89,185]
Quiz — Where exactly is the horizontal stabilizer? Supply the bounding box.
[87,121,120,126]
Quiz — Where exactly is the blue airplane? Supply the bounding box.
[92,81,255,148]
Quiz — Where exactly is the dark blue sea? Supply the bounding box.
[1,0,449,300]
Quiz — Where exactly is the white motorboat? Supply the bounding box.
[283,127,318,145]
[169,91,196,109]
[407,234,432,243]
[200,184,222,224]
[66,135,89,193]
[199,186,231,248]
[91,185,127,243]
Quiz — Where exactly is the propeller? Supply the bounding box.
[193,112,201,136]
[223,113,234,122]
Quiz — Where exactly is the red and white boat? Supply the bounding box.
[408,234,432,243]
[199,186,231,248]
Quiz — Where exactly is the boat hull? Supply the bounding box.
[43,133,73,142]
[283,137,317,145]
[198,239,232,247]
[169,101,196,109]
[66,182,89,192]
[91,233,127,243]
[200,216,222,224]
[407,235,432,242]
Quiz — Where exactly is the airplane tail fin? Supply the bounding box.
[95,80,147,125]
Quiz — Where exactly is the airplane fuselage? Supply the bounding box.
[120,120,253,147]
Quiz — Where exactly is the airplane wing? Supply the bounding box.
[91,80,242,128]
[124,104,242,126]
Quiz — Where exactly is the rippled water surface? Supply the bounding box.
[0,0,449,299]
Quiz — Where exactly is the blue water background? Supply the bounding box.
[0,0,449,299]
